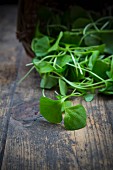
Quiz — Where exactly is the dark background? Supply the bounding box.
[0,0,18,5]
[0,0,113,12]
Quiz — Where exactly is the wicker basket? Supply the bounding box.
[16,0,76,57]
[16,0,110,58]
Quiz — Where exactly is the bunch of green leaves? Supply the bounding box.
[19,5,113,130]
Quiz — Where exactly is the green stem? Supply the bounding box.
[67,63,106,83]
[79,30,113,45]
[18,66,35,85]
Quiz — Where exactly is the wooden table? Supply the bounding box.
[0,5,113,170]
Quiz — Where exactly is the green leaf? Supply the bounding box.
[55,67,67,74]
[31,36,50,57]
[70,5,88,21]
[34,61,54,74]
[66,66,84,82]
[56,54,72,67]
[61,31,81,45]
[48,31,63,52]
[72,18,90,29]
[84,34,101,46]
[61,101,73,112]
[88,50,99,70]
[110,56,113,73]
[92,60,110,81]
[99,81,113,94]
[106,57,113,80]
[37,5,53,22]
[84,93,94,102]
[59,79,67,96]
[86,44,105,53]
[40,97,62,123]
[32,58,40,65]
[64,104,87,130]
[40,74,58,89]
[34,24,43,38]
[100,32,113,54]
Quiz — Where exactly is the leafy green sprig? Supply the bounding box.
[19,5,113,130]
[39,90,87,130]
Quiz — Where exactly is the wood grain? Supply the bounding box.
[1,5,113,170]
[0,5,22,167]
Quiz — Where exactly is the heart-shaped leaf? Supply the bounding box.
[31,36,50,57]
[34,61,54,74]
[40,74,58,89]
[64,104,87,130]
[84,93,94,102]
[40,97,62,123]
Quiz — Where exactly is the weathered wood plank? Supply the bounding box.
[73,97,113,170]
[0,5,23,168]
[2,87,113,170]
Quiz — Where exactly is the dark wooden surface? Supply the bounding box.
[0,5,113,170]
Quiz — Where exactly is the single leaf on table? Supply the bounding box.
[64,104,87,130]
[40,74,58,89]
[40,97,62,123]
[31,36,50,57]
[59,79,67,96]
[84,93,94,102]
